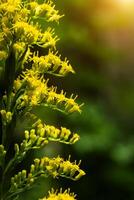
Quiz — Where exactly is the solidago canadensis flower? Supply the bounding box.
[0,0,85,199]
[40,189,76,200]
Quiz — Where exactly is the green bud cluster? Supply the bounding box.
[34,121,80,144]
[12,121,79,169]
[0,110,12,124]
[10,170,28,192]
[38,156,85,181]
[10,156,85,194]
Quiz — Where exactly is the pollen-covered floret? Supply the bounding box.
[13,42,26,53]
[14,121,80,159]
[12,122,79,176]
[0,0,63,52]
[0,50,8,60]
[46,88,83,113]
[14,21,40,44]
[38,28,59,49]
[0,0,21,15]
[14,70,48,107]
[10,156,85,194]
[40,188,76,200]
[34,121,80,144]
[32,51,75,76]
[34,0,64,23]
[32,156,86,180]
[14,69,82,113]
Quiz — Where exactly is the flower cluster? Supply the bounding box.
[35,122,80,144]
[40,189,76,200]
[0,110,12,124]
[0,50,8,61]
[0,0,63,62]
[10,156,85,194]
[14,21,40,44]
[37,28,59,49]
[32,0,64,22]
[0,0,85,199]
[6,120,79,173]
[12,121,79,169]
[14,69,82,113]
[31,51,75,76]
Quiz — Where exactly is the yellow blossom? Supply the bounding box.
[0,110,13,123]
[32,51,75,76]
[34,122,80,144]
[0,0,85,199]
[40,189,76,200]
[13,42,26,53]
[0,0,21,14]
[14,21,40,44]
[35,1,64,23]
[38,28,59,48]
[24,156,85,181]
[13,78,22,91]
[0,50,8,60]
[27,2,38,10]
[10,157,85,193]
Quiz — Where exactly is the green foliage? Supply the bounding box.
[55,1,134,199]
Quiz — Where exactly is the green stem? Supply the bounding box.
[3,158,16,176]
[1,124,6,150]
[4,188,25,200]
[0,171,5,200]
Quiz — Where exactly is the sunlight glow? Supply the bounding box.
[117,0,134,11]
[118,0,134,5]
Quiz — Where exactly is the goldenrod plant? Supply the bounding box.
[0,0,85,199]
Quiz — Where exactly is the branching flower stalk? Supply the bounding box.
[0,0,85,199]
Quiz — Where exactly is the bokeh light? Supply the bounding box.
[117,0,134,10]
[118,0,134,4]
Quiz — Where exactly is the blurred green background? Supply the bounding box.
[19,0,134,199]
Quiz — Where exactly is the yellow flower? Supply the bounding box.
[31,156,86,181]
[1,0,85,199]
[60,58,75,75]
[14,21,40,44]
[65,96,83,113]
[14,68,82,113]
[38,28,59,48]
[28,2,38,10]
[32,51,74,76]
[35,122,80,144]
[35,1,63,23]
[0,110,12,123]
[0,0,21,14]
[13,42,26,53]
[13,78,22,91]
[40,189,76,200]
[25,75,48,106]
[14,70,48,107]
[0,50,8,60]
